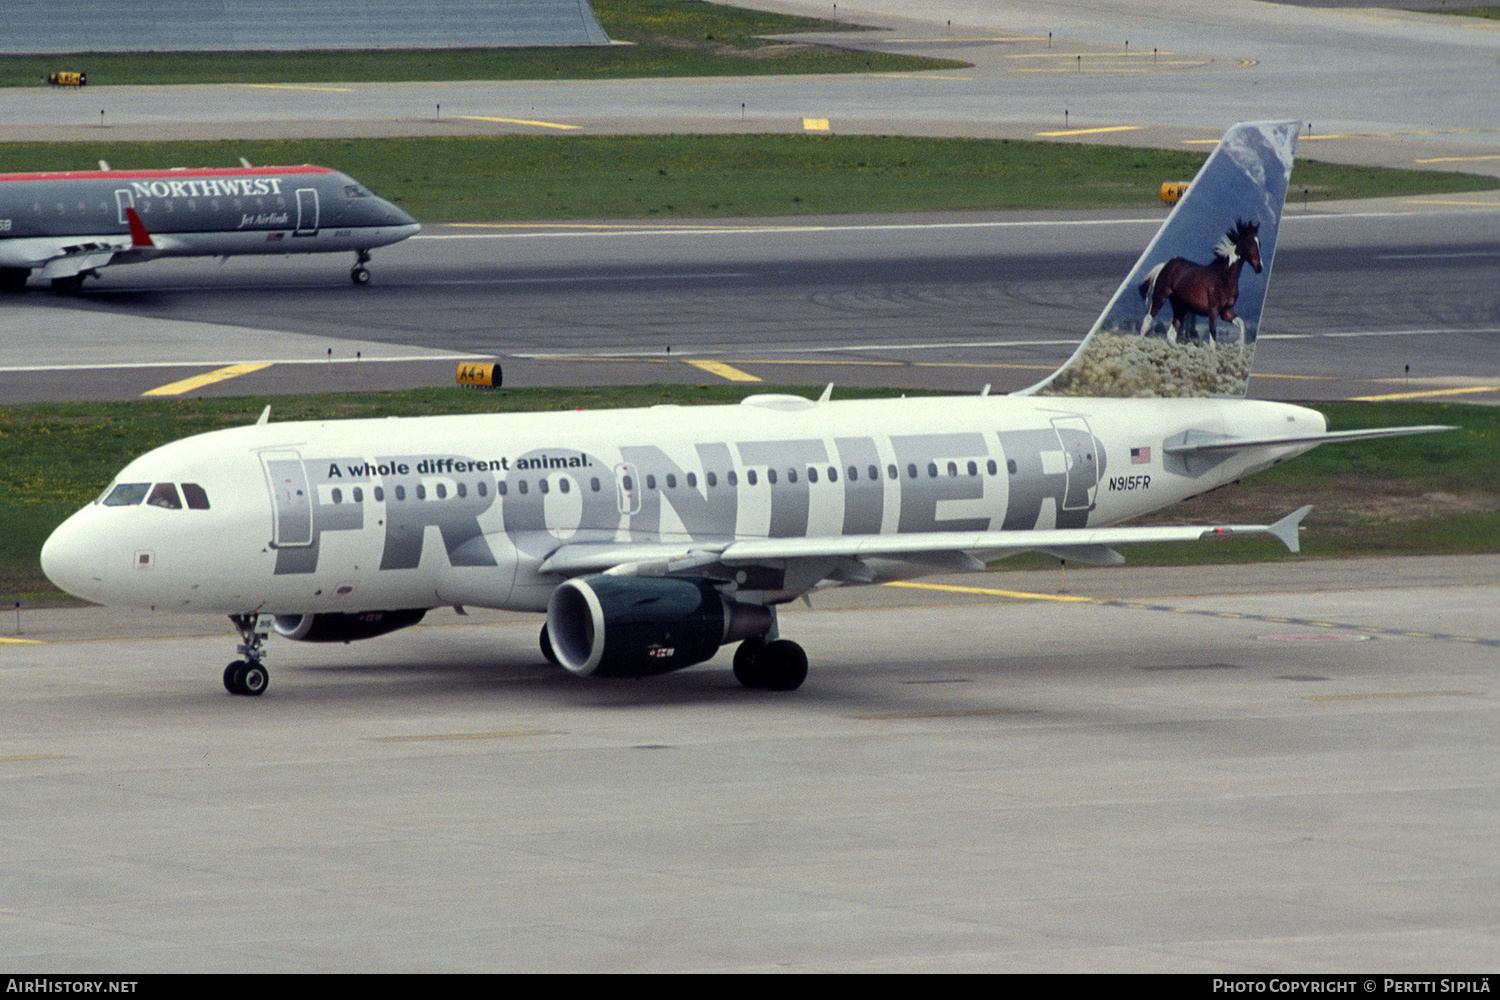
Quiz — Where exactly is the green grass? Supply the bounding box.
[4,392,1496,602]
[0,135,1493,222]
[1427,6,1500,19]
[0,0,962,87]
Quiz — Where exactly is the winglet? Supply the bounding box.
[1267,504,1311,554]
[125,208,155,249]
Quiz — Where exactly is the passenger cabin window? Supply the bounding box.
[102,482,150,506]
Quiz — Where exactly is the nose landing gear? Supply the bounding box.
[350,249,373,285]
[225,613,272,696]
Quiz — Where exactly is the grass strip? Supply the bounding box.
[3,392,1495,601]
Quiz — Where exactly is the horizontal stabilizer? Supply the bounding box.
[1165,425,1455,455]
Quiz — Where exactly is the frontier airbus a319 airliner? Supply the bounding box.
[0,162,419,291]
[41,121,1448,697]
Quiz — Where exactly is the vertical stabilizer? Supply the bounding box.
[1025,120,1300,399]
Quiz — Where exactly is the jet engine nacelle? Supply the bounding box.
[273,608,428,643]
[546,575,771,678]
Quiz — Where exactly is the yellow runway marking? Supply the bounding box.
[460,115,580,130]
[0,636,42,645]
[244,83,352,92]
[1349,385,1500,402]
[143,362,272,397]
[884,580,1095,603]
[1416,154,1500,164]
[684,359,761,382]
[1035,125,1143,137]
[803,118,830,131]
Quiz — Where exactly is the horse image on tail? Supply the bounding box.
[1137,219,1262,346]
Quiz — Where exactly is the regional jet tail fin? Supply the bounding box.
[1024,120,1301,400]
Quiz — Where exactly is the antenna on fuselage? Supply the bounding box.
[98,159,110,171]
[240,157,253,168]
[818,383,834,403]
[255,405,271,426]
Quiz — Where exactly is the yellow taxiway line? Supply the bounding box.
[1349,385,1500,402]
[461,115,580,130]
[142,362,272,397]
[684,359,761,382]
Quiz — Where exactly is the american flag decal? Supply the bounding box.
[1131,446,1151,464]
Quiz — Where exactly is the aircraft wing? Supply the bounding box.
[537,506,1311,578]
[0,237,128,277]
[1,209,161,278]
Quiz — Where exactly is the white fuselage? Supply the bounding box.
[40,393,1326,616]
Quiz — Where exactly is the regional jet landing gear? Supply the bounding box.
[350,249,373,285]
[224,613,272,696]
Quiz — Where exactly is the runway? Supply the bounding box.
[4,556,1497,971]
[4,196,1499,403]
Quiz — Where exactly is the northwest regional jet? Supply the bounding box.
[0,163,419,291]
[41,121,1447,697]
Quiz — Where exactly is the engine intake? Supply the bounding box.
[273,608,427,643]
[547,575,770,678]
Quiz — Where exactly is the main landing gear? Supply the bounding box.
[50,271,94,294]
[733,635,809,691]
[350,249,373,285]
[225,613,272,696]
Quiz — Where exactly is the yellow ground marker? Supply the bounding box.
[0,636,42,645]
[1349,385,1500,402]
[1416,154,1500,164]
[461,115,580,130]
[884,580,1095,604]
[803,118,830,131]
[685,359,761,382]
[1035,125,1143,137]
[143,362,272,397]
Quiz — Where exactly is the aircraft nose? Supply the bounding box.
[41,511,106,603]
[385,200,419,229]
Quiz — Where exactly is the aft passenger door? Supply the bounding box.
[1051,416,1101,512]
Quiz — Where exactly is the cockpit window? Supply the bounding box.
[146,483,182,509]
[181,483,210,510]
[102,482,150,506]
[344,184,372,198]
